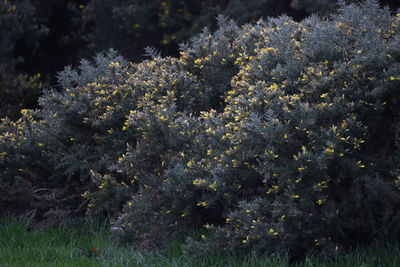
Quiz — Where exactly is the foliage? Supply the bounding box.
[79,0,322,60]
[0,111,83,221]
[112,0,400,257]
[78,0,400,60]
[1,0,399,120]
[2,0,400,259]
[0,0,47,119]
[0,0,46,63]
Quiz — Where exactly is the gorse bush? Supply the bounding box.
[2,0,400,259]
[0,51,131,220]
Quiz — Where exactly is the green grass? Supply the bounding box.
[0,217,399,267]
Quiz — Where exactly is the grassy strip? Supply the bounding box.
[0,217,398,267]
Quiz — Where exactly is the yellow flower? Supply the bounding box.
[221,133,233,140]
[268,228,278,236]
[298,166,307,171]
[242,235,251,243]
[231,159,240,167]
[159,115,168,121]
[186,159,195,167]
[205,127,215,134]
[197,201,208,207]
[208,181,217,191]
[108,61,120,68]
[266,189,274,194]
[320,93,328,98]
[266,185,279,195]
[269,83,279,91]
[192,178,206,186]
[325,148,335,155]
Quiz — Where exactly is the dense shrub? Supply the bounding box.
[99,1,400,256]
[0,0,47,119]
[2,0,400,259]
[0,51,131,220]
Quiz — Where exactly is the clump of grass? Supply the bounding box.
[0,215,287,267]
[0,216,110,266]
[0,216,398,266]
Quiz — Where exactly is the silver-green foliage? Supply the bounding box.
[1,0,400,258]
